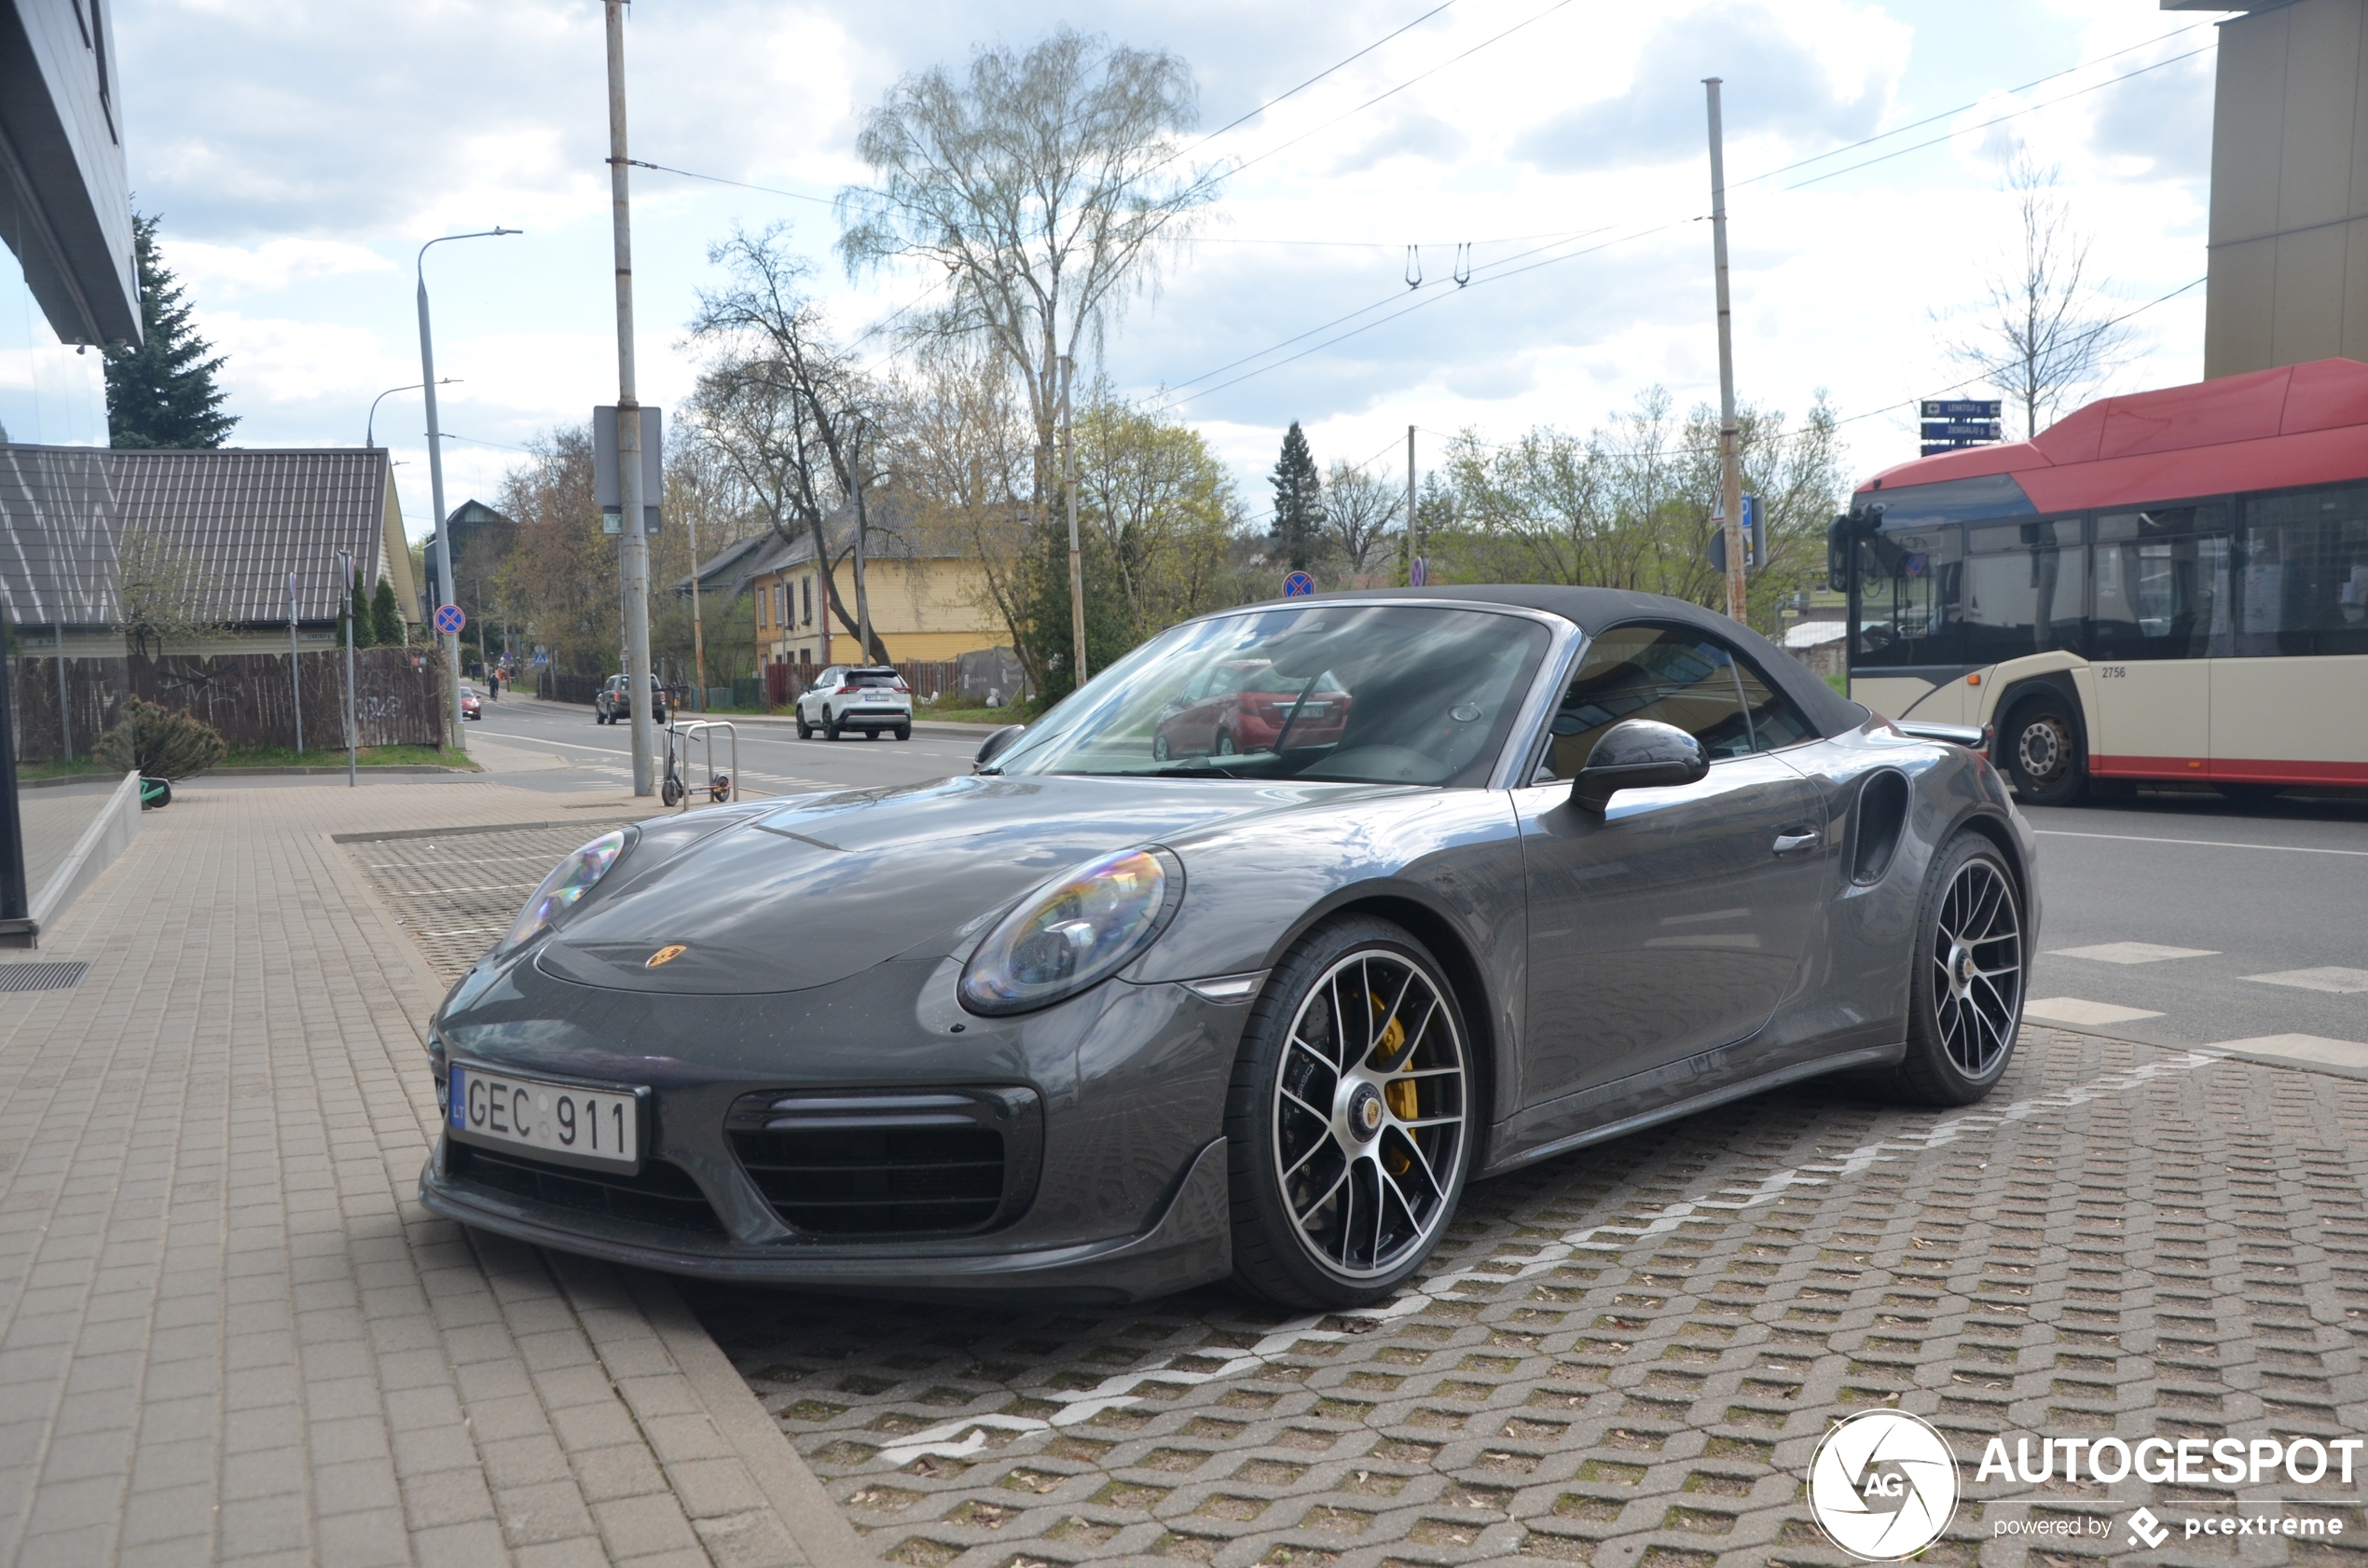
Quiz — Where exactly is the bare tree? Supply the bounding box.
[116,524,226,657]
[1945,149,2135,439]
[1319,461,1401,582]
[885,348,1041,680]
[688,227,893,663]
[837,29,1216,525]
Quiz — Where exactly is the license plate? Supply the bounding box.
[447,1064,643,1174]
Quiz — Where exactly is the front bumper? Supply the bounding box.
[420,953,1256,1301]
[419,1134,1231,1303]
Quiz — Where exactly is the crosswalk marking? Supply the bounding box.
[2048,941,2218,965]
[2243,966,2368,994]
[2023,997,2166,1026]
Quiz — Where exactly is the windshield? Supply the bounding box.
[990,603,1551,785]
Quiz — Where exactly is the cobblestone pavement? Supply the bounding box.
[349,822,633,983]
[687,1028,2368,1568]
[0,779,862,1568]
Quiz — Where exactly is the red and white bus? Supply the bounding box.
[1832,357,2368,805]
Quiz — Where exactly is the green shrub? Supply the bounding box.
[92,698,227,779]
[370,582,403,647]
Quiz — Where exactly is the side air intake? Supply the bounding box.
[1852,770,1909,886]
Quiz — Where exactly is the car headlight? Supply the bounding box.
[958,848,1179,1016]
[502,829,628,952]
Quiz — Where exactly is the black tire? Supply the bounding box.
[823,713,840,741]
[1215,730,1238,759]
[660,777,683,807]
[1152,731,1172,762]
[2001,696,2085,805]
[1225,916,1473,1309]
[895,725,912,741]
[795,714,813,740]
[1878,833,2025,1107]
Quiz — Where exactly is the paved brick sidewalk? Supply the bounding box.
[695,1031,2368,1568]
[0,778,869,1568]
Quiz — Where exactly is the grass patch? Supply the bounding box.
[211,743,475,771]
[910,703,1033,725]
[1824,673,1849,696]
[19,757,120,781]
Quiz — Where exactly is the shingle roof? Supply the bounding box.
[112,448,393,625]
[672,532,773,598]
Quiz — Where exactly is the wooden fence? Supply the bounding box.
[10,647,447,762]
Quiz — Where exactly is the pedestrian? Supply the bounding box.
[488,667,500,702]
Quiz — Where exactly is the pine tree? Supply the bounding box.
[1268,421,1323,572]
[371,582,403,647]
[105,213,238,449]
[347,581,376,649]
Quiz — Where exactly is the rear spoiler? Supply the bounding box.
[1893,720,1987,750]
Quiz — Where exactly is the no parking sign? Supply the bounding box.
[434,603,466,636]
[1283,571,1315,598]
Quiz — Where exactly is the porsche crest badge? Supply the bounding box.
[646,945,688,969]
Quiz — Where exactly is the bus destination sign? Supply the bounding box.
[1920,398,2005,458]
[1921,400,2003,419]
[1921,420,2003,441]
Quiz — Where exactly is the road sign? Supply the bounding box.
[1921,420,2002,441]
[1410,557,1427,587]
[594,405,665,534]
[1709,495,1763,573]
[434,603,466,637]
[1283,571,1315,598]
[1921,399,2002,419]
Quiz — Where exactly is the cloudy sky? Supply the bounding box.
[113,0,2223,539]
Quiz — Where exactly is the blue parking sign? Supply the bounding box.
[1284,571,1315,597]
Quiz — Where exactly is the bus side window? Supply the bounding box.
[1964,517,2086,663]
[2092,507,2230,660]
[2236,484,2368,657]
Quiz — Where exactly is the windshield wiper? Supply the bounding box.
[1268,673,1325,756]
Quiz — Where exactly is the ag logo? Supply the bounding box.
[1807,1410,1960,1561]
[645,945,688,969]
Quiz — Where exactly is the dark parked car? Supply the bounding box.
[596,673,668,725]
[420,587,2035,1308]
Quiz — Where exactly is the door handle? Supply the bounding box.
[1772,829,1821,856]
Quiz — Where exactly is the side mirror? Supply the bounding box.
[974,723,1026,772]
[1571,719,1708,812]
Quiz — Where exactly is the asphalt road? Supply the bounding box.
[2020,790,2368,1059]
[461,693,2368,1059]
[461,690,993,796]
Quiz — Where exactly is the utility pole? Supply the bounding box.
[418,231,516,749]
[605,0,654,795]
[1061,355,1086,687]
[1704,77,1747,626]
[341,550,357,787]
[685,500,706,708]
[287,570,305,756]
[1406,425,1417,580]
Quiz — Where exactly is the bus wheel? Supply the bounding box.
[2003,698,2085,806]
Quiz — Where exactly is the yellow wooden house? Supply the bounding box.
[736,496,1010,667]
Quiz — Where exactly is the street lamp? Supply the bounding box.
[366,378,458,448]
[417,227,520,747]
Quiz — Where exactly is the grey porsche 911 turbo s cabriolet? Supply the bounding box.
[419,585,2034,1309]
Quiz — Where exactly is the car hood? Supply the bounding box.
[530,773,1384,996]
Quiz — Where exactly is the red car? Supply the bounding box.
[1151,661,1352,761]
[461,691,482,721]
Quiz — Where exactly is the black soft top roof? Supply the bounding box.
[1289,583,1870,739]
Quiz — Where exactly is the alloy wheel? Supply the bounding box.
[1270,948,1466,1280]
[2016,715,2068,783]
[1930,857,2022,1077]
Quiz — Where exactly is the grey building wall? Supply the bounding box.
[0,0,139,347]
[2179,0,2368,377]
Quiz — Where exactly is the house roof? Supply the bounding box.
[114,447,396,625]
[727,491,1016,591]
[672,532,774,598]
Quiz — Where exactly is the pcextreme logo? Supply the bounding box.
[1807,1410,1961,1561]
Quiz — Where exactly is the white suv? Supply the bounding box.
[795,666,912,741]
